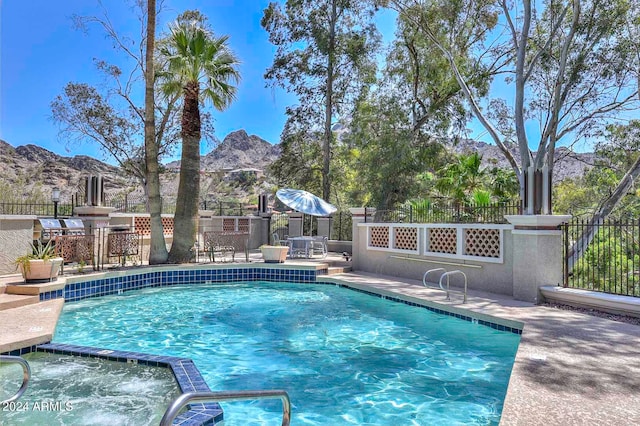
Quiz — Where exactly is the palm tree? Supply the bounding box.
[160,13,240,263]
[435,152,487,203]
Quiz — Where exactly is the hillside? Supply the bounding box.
[450,139,596,181]
[166,129,280,171]
[0,139,131,200]
[0,133,596,205]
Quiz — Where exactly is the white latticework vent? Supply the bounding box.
[369,226,390,248]
[223,218,236,232]
[394,227,418,251]
[428,228,457,254]
[238,218,250,233]
[464,228,500,258]
[134,217,174,235]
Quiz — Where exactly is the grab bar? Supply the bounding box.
[438,270,468,303]
[159,389,291,426]
[0,355,31,404]
[423,268,446,287]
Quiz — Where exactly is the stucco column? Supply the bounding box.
[259,213,272,246]
[74,206,116,234]
[349,208,375,270]
[288,212,304,237]
[0,215,37,275]
[75,206,116,265]
[505,215,571,303]
[317,216,332,238]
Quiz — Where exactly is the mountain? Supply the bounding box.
[0,133,597,205]
[166,129,281,171]
[0,139,131,200]
[450,139,595,181]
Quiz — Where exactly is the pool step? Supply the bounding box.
[0,293,40,311]
[327,265,352,275]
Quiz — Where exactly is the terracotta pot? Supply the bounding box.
[19,258,64,283]
[260,246,289,263]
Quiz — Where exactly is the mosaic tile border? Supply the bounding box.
[39,267,320,303]
[330,283,523,335]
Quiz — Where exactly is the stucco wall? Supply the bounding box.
[353,223,515,296]
[0,216,36,275]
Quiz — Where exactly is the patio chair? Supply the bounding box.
[272,232,288,246]
[312,236,328,258]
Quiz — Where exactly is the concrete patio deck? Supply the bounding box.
[2,254,639,425]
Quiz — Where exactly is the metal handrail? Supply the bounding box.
[159,389,291,426]
[0,355,31,404]
[423,268,446,287]
[438,270,468,303]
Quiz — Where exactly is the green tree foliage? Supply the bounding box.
[262,0,380,201]
[569,224,640,295]
[268,109,325,197]
[435,153,487,203]
[344,94,448,209]
[384,1,492,136]
[384,0,640,215]
[555,121,640,219]
[159,10,241,263]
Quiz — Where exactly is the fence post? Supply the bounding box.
[563,220,569,287]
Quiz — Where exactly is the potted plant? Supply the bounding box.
[260,243,289,263]
[14,241,64,283]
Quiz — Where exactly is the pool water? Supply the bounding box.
[0,352,180,425]
[53,282,520,425]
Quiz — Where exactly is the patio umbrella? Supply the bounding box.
[276,188,337,217]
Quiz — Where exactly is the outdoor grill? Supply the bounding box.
[33,218,63,243]
[61,218,86,236]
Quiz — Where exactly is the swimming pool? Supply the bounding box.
[53,281,520,425]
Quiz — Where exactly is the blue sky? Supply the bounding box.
[0,0,398,164]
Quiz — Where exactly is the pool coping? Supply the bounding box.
[4,263,640,425]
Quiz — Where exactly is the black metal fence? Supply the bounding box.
[563,218,640,296]
[0,202,74,217]
[269,210,353,242]
[201,200,253,216]
[332,211,352,241]
[369,201,521,224]
[103,193,252,216]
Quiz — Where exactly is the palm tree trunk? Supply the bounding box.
[169,81,201,263]
[144,0,168,264]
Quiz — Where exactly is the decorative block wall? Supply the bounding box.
[428,228,457,254]
[134,217,174,236]
[464,228,500,258]
[393,227,418,251]
[364,223,506,264]
[369,226,389,248]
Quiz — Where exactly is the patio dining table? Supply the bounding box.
[287,236,315,258]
